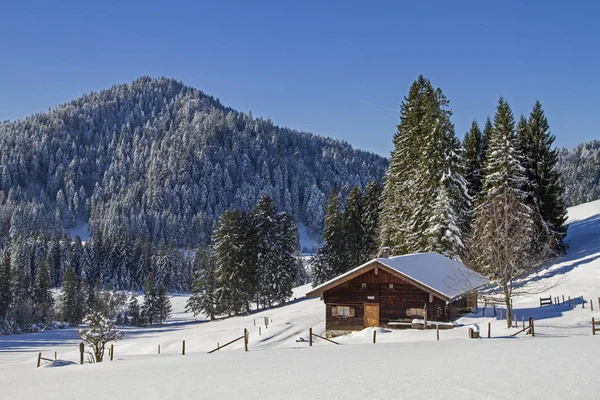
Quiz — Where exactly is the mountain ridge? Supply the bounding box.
[0,76,387,247]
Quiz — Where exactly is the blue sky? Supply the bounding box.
[1,1,598,156]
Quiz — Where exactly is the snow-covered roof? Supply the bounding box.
[306,252,488,302]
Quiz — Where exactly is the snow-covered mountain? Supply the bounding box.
[0,77,387,247]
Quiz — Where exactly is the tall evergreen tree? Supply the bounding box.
[127,293,141,325]
[213,210,257,315]
[312,189,346,285]
[0,251,12,320]
[61,267,84,324]
[344,187,365,268]
[519,101,568,253]
[271,212,300,305]
[155,284,172,324]
[463,120,487,201]
[252,195,278,308]
[142,273,157,325]
[361,181,383,259]
[33,260,54,323]
[186,246,218,320]
[379,75,468,258]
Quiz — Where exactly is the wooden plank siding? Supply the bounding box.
[323,266,470,331]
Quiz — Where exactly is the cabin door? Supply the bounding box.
[364,303,380,327]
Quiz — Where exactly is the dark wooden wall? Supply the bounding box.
[323,264,466,331]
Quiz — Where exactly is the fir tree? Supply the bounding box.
[213,210,257,315]
[380,75,468,257]
[252,195,278,308]
[344,187,365,268]
[0,251,12,320]
[186,246,218,320]
[33,260,54,323]
[361,181,383,259]
[312,189,346,285]
[463,120,487,201]
[127,293,141,325]
[520,101,568,253]
[155,284,172,324]
[142,273,157,325]
[271,212,300,305]
[61,267,84,324]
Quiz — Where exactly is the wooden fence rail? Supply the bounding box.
[308,328,340,346]
[207,329,248,354]
[540,296,552,307]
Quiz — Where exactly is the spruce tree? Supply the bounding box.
[520,101,568,253]
[361,181,382,259]
[213,210,257,315]
[61,267,84,324]
[33,260,54,323]
[155,284,172,324]
[142,273,157,325]
[463,120,487,201]
[127,293,141,325]
[344,187,365,268]
[186,246,218,320]
[252,195,278,308]
[271,212,299,304]
[0,251,12,320]
[380,75,468,258]
[312,189,346,285]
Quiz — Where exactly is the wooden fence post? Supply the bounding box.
[110,344,114,361]
[488,322,491,338]
[309,328,313,347]
[253,319,255,326]
[468,327,473,339]
[569,296,571,307]
[593,317,596,335]
[259,326,261,335]
[37,352,42,368]
[217,342,219,351]
[182,340,186,355]
[591,299,594,312]
[582,296,585,309]
[244,329,248,352]
[79,342,84,365]
[562,295,564,304]
[436,324,440,341]
[158,345,160,355]
[530,318,535,337]
[373,330,377,344]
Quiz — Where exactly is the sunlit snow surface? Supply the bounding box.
[3,201,600,399]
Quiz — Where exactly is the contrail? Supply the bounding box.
[359,101,399,112]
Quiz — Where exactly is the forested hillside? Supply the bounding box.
[558,140,600,206]
[0,77,387,247]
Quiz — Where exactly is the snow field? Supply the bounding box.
[2,200,600,398]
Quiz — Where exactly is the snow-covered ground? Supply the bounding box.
[2,200,600,399]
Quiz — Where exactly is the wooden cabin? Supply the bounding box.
[305,252,488,335]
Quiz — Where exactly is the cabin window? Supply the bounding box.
[406,308,424,317]
[338,306,350,316]
[389,283,394,289]
[361,283,367,289]
[332,306,355,318]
